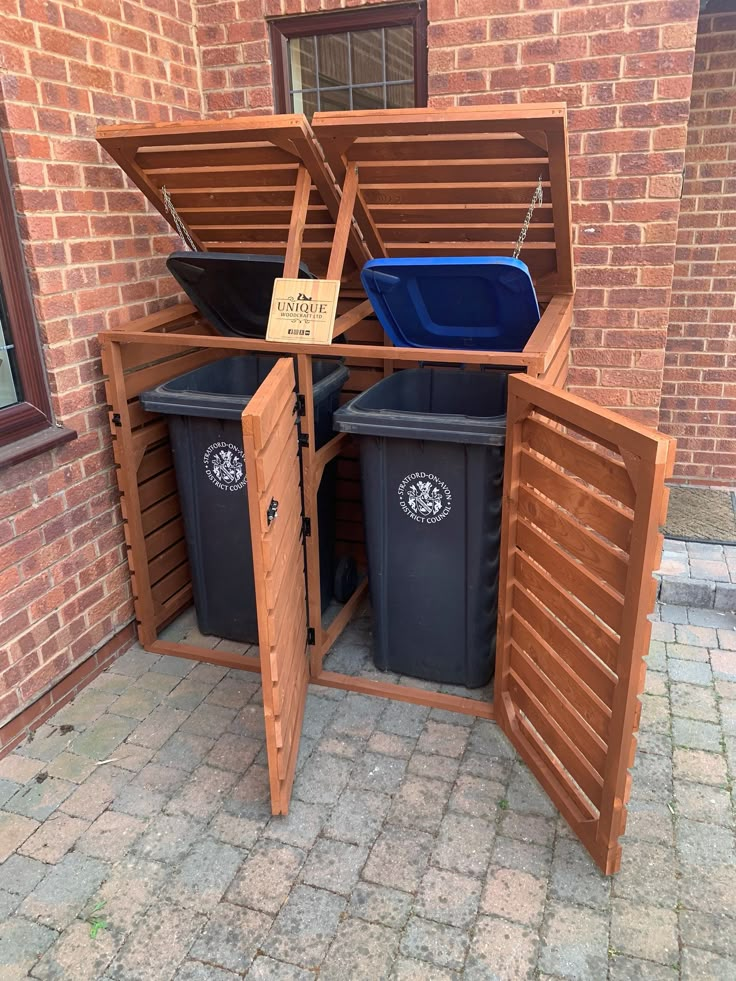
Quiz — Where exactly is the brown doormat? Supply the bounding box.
[664,486,736,544]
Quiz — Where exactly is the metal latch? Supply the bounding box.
[266,498,279,525]
[307,627,315,646]
[295,394,306,416]
[302,517,311,537]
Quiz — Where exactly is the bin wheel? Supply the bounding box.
[333,556,358,604]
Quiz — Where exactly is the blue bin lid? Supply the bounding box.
[361,257,540,352]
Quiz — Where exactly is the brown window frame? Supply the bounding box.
[0,137,74,467]
[269,2,428,115]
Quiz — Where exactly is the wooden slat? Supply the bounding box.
[507,668,604,809]
[519,449,633,553]
[517,519,624,635]
[347,135,549,162]
[524,417,636,510]
[515,551,620,672]
[517,484,629,594]
[138,470,177,512]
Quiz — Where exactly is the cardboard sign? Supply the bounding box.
[266,278,340,344]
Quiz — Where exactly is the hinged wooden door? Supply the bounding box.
[241,357,309,814]
[496,374,675,875]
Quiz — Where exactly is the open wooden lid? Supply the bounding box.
[96,115,369,279]
[312,105,574,294]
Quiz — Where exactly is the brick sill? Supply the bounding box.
[0,423,77,469]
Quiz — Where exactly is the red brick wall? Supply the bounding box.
[0,0,202,728]
[660,2,736,484]
[198,0,701,428]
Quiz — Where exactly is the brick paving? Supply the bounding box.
[0,596,735,978]
[657,541,736,612]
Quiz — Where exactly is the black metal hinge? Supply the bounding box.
[302,516,311,537]
[298,432,309,448]
[295,394,306,416]
[112,413,122,427]
[307,627,315,646]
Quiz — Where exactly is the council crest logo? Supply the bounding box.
[203,441,246,492]
[398,471,452,524]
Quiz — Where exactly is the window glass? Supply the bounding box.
[0,294,22,410]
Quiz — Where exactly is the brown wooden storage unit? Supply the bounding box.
[97,107,674,874]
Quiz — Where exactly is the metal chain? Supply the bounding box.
[161,185,198,252]
[512,174,544,260]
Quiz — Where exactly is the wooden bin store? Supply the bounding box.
[97,106,675,875]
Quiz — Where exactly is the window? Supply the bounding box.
[270,3,427,117]
[0,136,74,465]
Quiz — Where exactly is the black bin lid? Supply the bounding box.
[167,251,315,339]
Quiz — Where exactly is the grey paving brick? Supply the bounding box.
[0,853,47,896]
[667,658,713,686]
[539,900,609,981]
[681,947,736,980]
[367,730,415,758]
[506,764,557,816]
[45,752,97,784]
[670,682,719,722]
[135,671,181,695]
[226,839,305,914]
[549,836,611,908]
[467,719,516,759]
[433,812,495,877]
[0,917,58,980]
[189,902,272,974]
[17,812,89,864]
[348,882,413,929]
[680,863,736,918]
[387,774,450,833]
[0,889,19,919]
[449,773,505,818]
[408,751,460,783]
[714,582,736,612]
[20,852,110,930]
[15,724,76,763]
[377,701,430,738]
[351,752,407,794]
[0,812,39,863]
[673,747,729,786]
[134,813,203,864]
[76,810,146,862]
[499,810,556,848]
[676,817,736,868]
[392,958,458,981]
[480,866,546,926]
[679,909,736,959]
[165,763,237,820]
[320,917,399,981]
[107,902,205,981]
[363,826,433,892]
[247,957,313,980]
[659,604,689,623]
[400,916,468,971]
[300,837,368,894]
[661,578,715,608]
[629,751,673,803]
[165,837,245,912]
[261,884,346,970]
[415,867,481,928]
[676,623,719,647]
[90,856,167,939]
[126,706,190,751]
[205,731,261,773]
[110,686,163,721]
[0,755,45,784]
[29,918,117,981]
[179,701,236,738]
[464,915,537,980]
[53,691,119,728]
[621,801,675,845]
[651,620,676,643]
[71,715,137,760]
[491,835,552,878]
[672,717,723,752]
[324,788,392,846]
[327,693,386,738]
[112,648,160,678]
[675,780,733,825]
[613,839,678,907]
[609,955,678,980]
[416,720,470,758]
[174,963,240,981]
[689,609,736,629]
[59,765,133,822]
[154,732,216,772]
[292,752,353,804]
[711,648,736,680]
[260,800,326,850]
[610,900,679,966]
[0,779,22,808]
